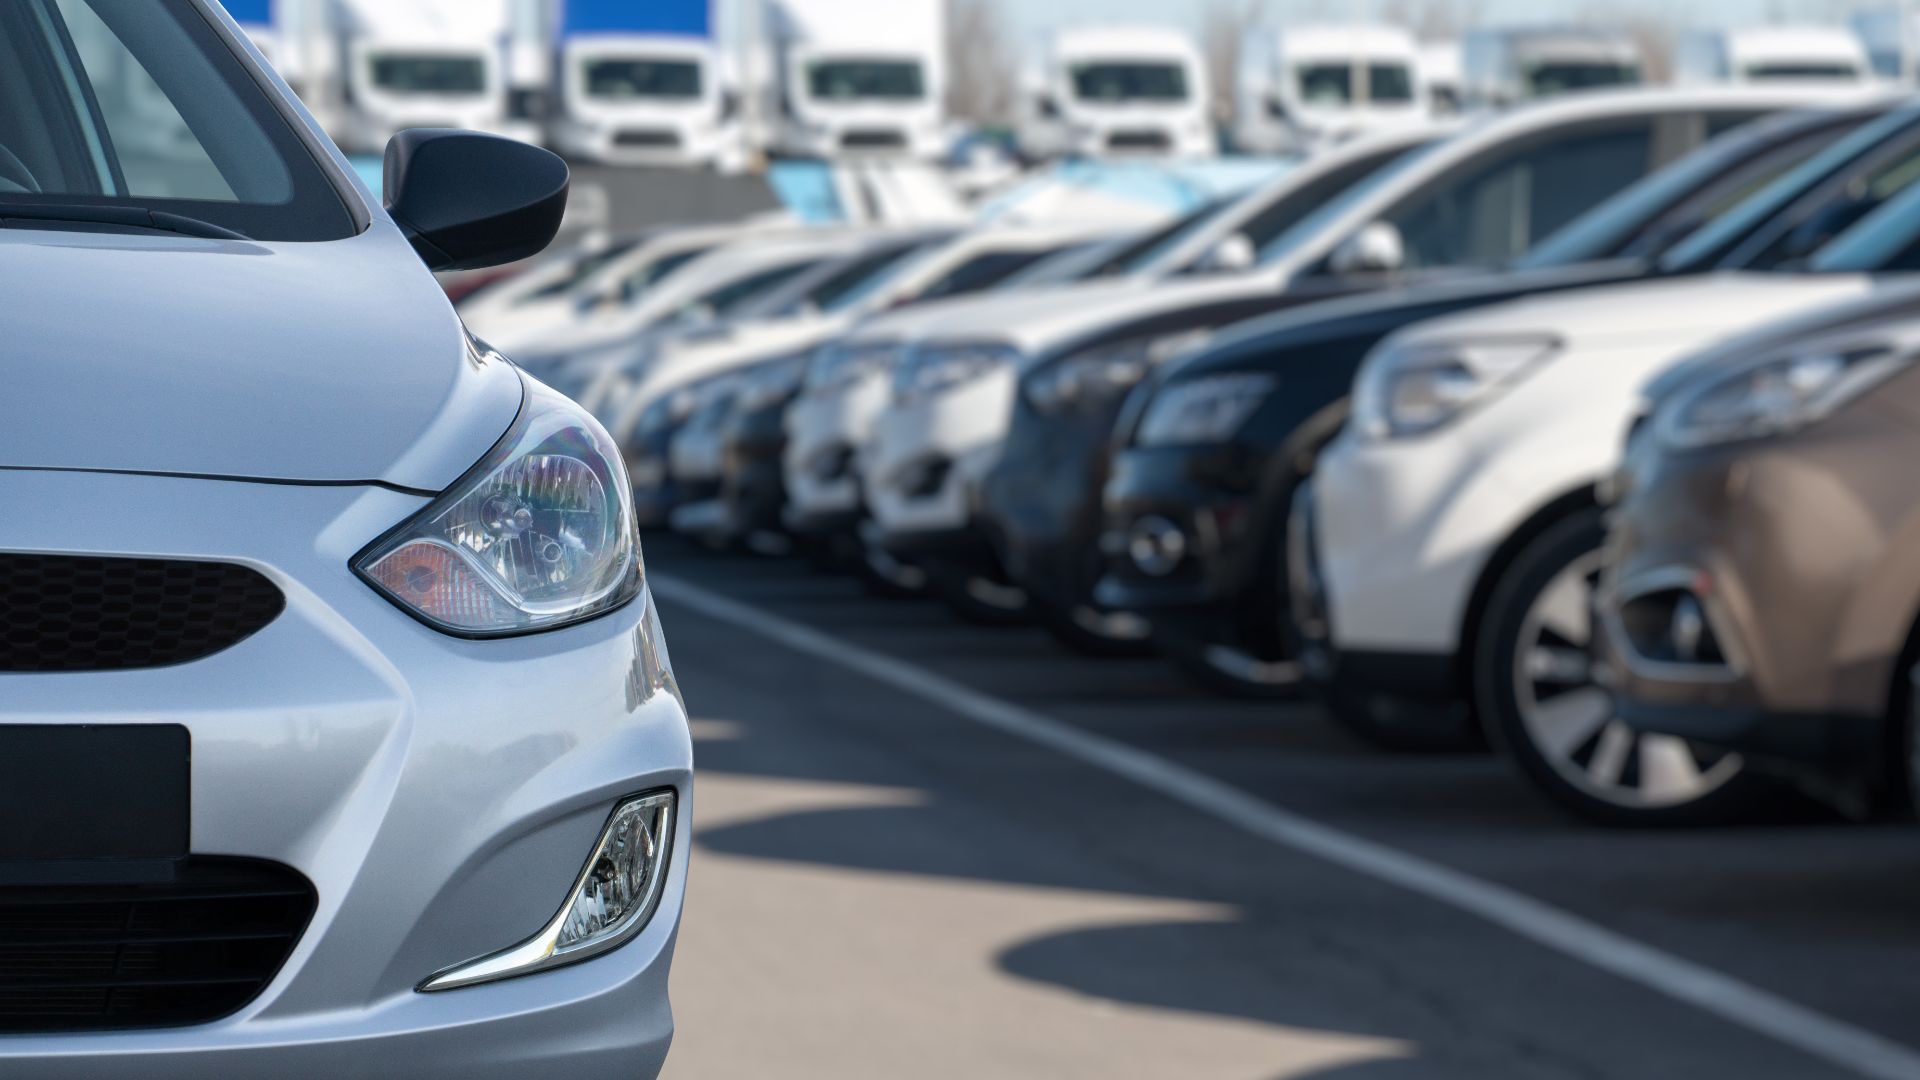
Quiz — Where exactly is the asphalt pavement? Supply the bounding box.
[647,534,1920,1080]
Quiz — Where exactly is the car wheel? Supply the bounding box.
[1476,508,1756,826]
[929,564,1034,627]
[1035,601,1155,658]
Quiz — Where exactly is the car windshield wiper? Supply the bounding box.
[0,202,249,241]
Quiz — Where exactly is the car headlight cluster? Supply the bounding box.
[357,376,642,638]
[1026,329,1213,416]
[1657,345,1911,449]
[806,340,902,394]
[1352,336,1561,440]
[1134,372,1277,447]
[892,342,1021,406]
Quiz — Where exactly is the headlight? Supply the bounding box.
[1026,329,1212,416]
[356,376,642,637]
[892,342,1021,406]
[1134,373,1277,447]
[1657,346,1910,450]
[1352,336,1560,440]
[805,340,900,394]
[421,790,675,990]
[736,354,809,411]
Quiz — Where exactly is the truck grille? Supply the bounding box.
[614,129,683,149]
[0,554,285,673]
[0,859,315,1032]
[1107,130,1171,152]
[841,129,907,150]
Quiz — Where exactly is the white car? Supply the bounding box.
[1305,272,1886,823]
[861,87,1845,610]
[637,224,1111,530]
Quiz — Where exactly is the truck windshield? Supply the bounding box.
[0,0,355,241]
[586,59,703,101]
[1296,64,1416,105]
[370,54,488,96]
[1071,62,1189,103]
[1525,62,1640,96]
[807,61,925,101]
[1746,63,1858,81]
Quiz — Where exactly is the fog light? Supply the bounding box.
[420,791,676,991]
[1670,595,1707,664]
[1617,587,1727,670]
[1128,516,1188,578]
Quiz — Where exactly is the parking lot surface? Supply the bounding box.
[649,536,1920,1080]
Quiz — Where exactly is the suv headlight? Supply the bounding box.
[1657,346,1911,449]
[356,376,642,637]
[892,342,1021,406]
[1134,372,1277,447]
[1353,336,1560,440]
[1027,329,1212,416]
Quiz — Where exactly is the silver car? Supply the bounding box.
[0,1,689,1076]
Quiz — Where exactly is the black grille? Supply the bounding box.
[0,859,315,1032]
[0,555,285,673]
[1107,130,1171,151]
[841,129,907,149]
[614,129,682,149]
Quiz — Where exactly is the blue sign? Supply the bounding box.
[219,0,273,25]
[562,0,710,37]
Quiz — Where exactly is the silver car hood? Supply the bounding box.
[2,224,522,493]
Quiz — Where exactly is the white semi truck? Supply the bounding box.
[1675,27,1871,85]
[1233,25,1429,155]
[547,0,741,167]
[1459,27,1643,107]
[760,0,948,160]
[1019,26,1214,160]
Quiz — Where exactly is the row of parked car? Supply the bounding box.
[463,82,1920,827]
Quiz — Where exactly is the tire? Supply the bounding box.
[1035,600,1156,659]
[929,564,1034,627]
[1474,508,1757,827]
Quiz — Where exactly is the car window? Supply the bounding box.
[1182,142,1424,276]
[1809,171,1920,272]
[0,0,355,239]
[1255,140,1447,266]
[917,249,1054,301]
[617,245,711,301]
[1724,128,1920,271]
[1387,121,1654,270]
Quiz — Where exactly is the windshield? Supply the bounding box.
[586,58,703,100]
[1255,141,1443,266]
[515,238,646,301]
[1810,180,1920,271]
[1070,62,1189,103]
[1661,108,1920,273]
[1746,63,1859,81]
[806,61,925,101]
[0,0,355,240]
[1296,63,1416,105]
[369,54,489,96]
[1526,61,1640,96]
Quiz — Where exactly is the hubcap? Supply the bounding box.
[1513,551,1742,810]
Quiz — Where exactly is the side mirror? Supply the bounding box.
[1329,221,1405,276]
[1265,94,1289,121]
[384,129,569,272]
[1203,233,1257,273]
[1037,93,1062,120]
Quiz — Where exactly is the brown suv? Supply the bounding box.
[1598,282,1920,815]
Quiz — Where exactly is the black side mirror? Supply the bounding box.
[384,129,569,273]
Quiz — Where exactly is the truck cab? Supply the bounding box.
[1235,24,1430,155]
[1460,27,1643,108]
[765,0,947,161]
[552,34,737,167]
[331,0,513,154]
[1676,27,1871,86]
[1022,26,1213,160]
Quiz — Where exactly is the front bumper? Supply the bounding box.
[979,402,1119,610]
[862,369,1016,549]
[549,118,729,168]
[718,400,794,540]
[0,469,691,1078]
[783,377,888,529]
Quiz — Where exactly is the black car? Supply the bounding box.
[980,103,1892,673]
[1092,101,1920,705]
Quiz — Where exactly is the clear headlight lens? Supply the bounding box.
[420,791,676,991]
[1657,346,1910,449]
[1134,372,1277,447]
[356,377,641,637]
[805,340,900,394]
[892,342,1021,406]
[1353,336,1560,440]
[1027,329,1212,416]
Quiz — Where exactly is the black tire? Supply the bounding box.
[1035,600,1156,658]
[1474,508,1759,827]
[929,565,1034,627]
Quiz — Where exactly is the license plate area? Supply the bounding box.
[0,725,189,871]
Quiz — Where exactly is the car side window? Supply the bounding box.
[1387,122,1655,270]
[918,250,1050,301]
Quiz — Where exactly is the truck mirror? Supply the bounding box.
[384,129,569,273]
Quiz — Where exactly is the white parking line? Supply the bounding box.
[651,573,1920,1080]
